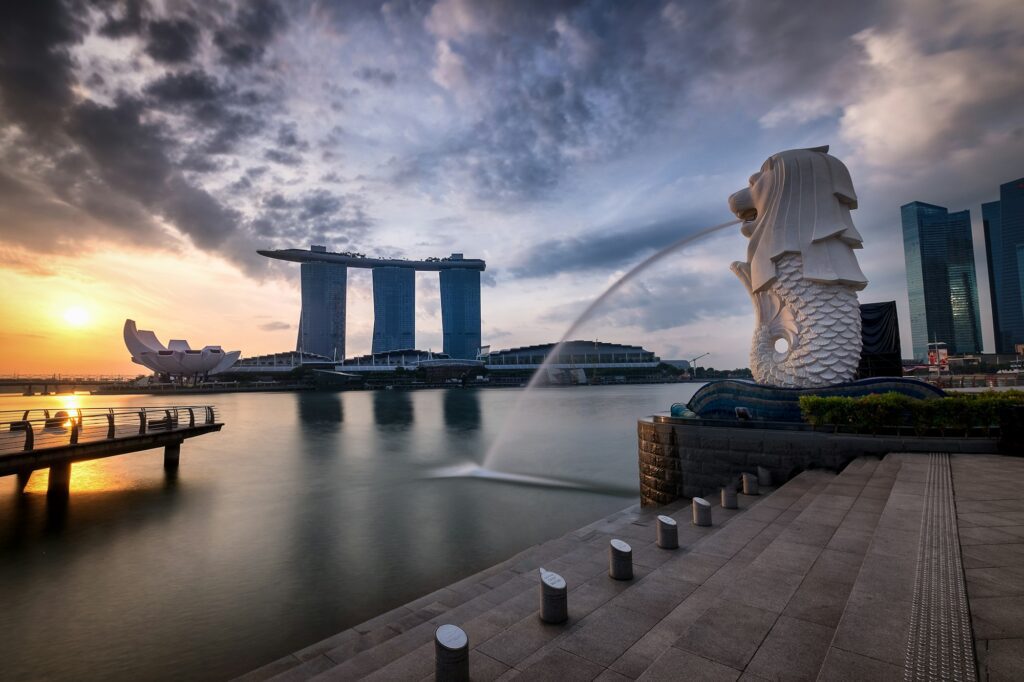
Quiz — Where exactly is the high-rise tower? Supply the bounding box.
[371,267,415,353]
[440,257,482,359]
[901,201,982,359]
[298,256,347,360]
[982,177,1024,353]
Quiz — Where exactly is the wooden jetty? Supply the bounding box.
[0,405,223,497]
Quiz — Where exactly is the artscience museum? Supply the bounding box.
[123,319,240,377]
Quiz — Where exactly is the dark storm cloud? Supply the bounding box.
[145,69,228,104]
[510,214,724,278]
[144,18,200,63]
[66,97,241,249]
[143,70,268,155]
[0,0,85,137]
[252,188,374,246]
[97,0,147,39]
[213,0,287,67]
[264,148,302,166]
[0,0,304,278]
[275,123,309,150]
[381,0,893,204]
[353,66,397,86]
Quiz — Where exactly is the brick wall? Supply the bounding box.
[638,418,999,507]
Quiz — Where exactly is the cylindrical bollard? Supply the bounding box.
[721,486,738,509]
[435,624,469,682]
[539,568,568,623]
[692,497,712,526]
[742,472,760,495]
[609,539,633,580]
[757,466,772,487]
[656,515,678,549]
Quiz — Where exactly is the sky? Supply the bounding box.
[1,0,1022,375]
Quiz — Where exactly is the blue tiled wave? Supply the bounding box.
[685,378,946,422]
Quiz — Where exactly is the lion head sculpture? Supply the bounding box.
[728,145,867,295]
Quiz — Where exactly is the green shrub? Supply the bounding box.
[799,391,1024,434]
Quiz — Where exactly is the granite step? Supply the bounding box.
[307,469,836,680]
[239,468,836,681]
[623,456,895,680]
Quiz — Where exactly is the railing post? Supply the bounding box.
[21,422,33,451]
[205,406,213,424]
[107,410,115,439]
[139,409,147,434]
[70,419,79,445]
[188,408,195,427]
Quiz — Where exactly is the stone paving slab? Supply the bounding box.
[953,454,1024,682]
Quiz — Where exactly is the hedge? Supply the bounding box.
[798,391,1024,435]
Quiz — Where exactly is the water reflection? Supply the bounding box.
[21,459,133,496]
[0,386,695,681]
[296,391,343,425]
[1,478,190,549]
[373,390,413,427]
[443,389,481,431]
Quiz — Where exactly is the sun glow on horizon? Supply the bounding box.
[62,306,91,328]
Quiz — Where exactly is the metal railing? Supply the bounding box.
[0,405,220,455]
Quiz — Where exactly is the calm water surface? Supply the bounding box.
[0,384,698,681]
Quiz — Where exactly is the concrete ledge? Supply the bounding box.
[637,418,999,507]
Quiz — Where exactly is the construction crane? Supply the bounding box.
[688,353,710,378]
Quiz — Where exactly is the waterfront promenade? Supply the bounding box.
[241,451,1022,680]
[0,405,222,496]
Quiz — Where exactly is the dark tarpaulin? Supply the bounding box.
[858,301,902,378]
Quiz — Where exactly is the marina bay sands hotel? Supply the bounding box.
[258,245,485,361]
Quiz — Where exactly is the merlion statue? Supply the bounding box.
[728,146,867,388]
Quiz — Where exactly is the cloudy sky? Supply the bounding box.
[1,0,1022,374]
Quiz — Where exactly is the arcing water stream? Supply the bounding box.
[427,218,742,491]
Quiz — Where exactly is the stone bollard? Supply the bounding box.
[434,624,469,682]
[539,568,568,624]
[656,515,678,549]
[721,486,738,509]
[692,497,712,526]
[742,472,760,496]
[757,466,772,487]
[609,539,633,580]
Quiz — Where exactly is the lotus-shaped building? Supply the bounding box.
[124,320,240,376]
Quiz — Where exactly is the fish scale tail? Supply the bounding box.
[750,254,862,387]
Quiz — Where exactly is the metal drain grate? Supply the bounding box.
[904,453,976,681]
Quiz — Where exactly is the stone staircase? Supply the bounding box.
[239,452,988,681]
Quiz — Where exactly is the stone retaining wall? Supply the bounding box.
[638,417,1000,507]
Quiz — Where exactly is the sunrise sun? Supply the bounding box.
[62,306,91,327]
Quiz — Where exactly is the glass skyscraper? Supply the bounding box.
[440,268,482,359]
[298,262,347,360]
[982,177,1024,353]
[901,201,982,359]
[371,267,415,353]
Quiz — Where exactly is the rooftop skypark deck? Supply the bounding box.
[257,246,487,271]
